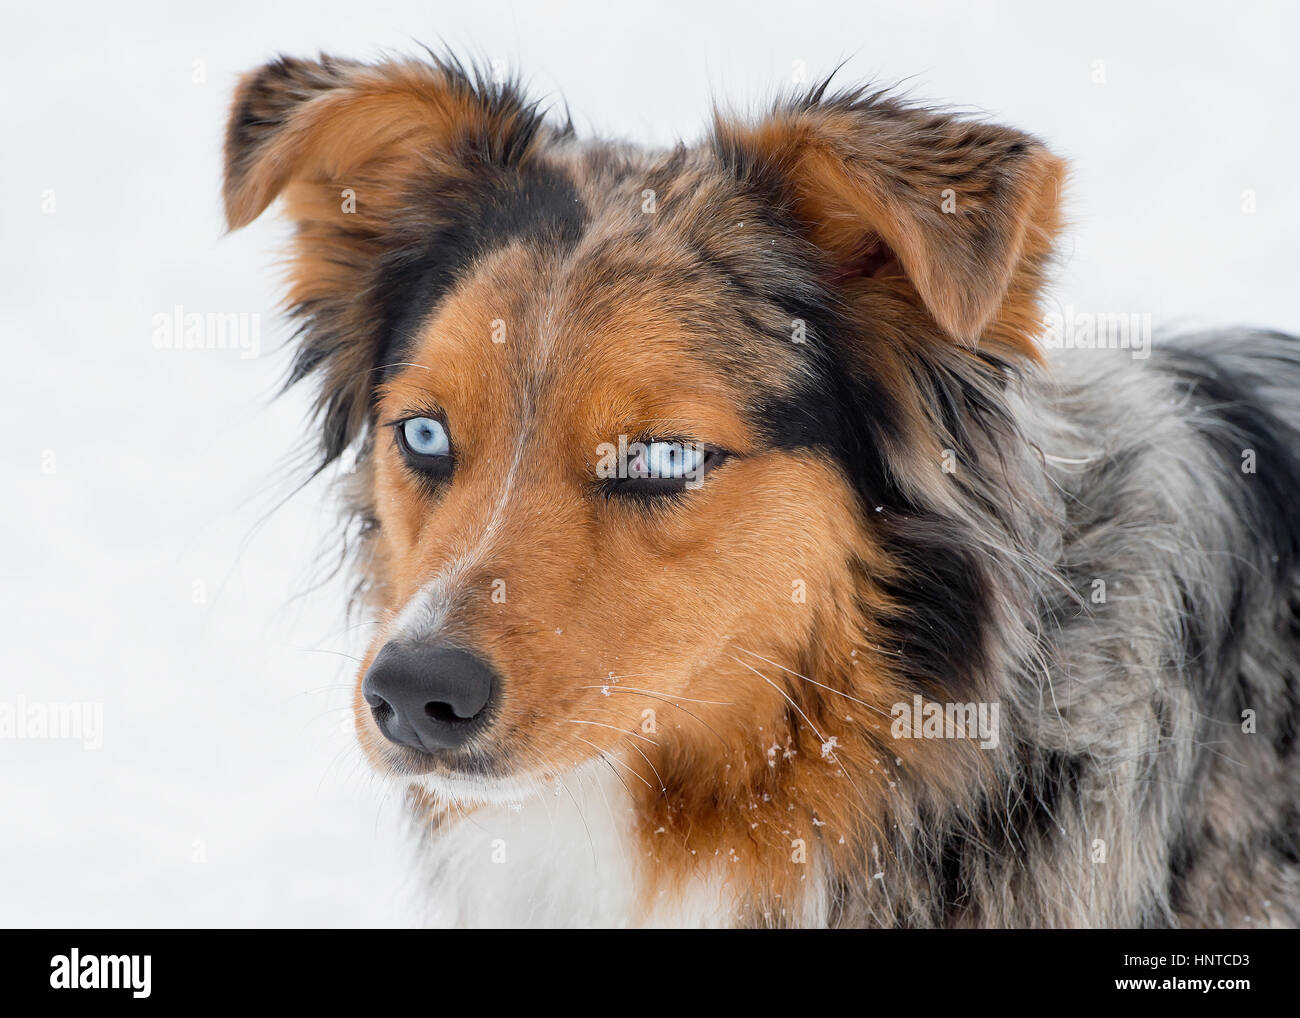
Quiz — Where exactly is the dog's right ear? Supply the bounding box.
[223,55,357,229]
[223,54,543,229]
[221,54,550,466]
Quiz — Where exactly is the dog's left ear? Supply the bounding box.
[713,91,1066,349]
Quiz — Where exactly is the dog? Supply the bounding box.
[223,52,1300,927]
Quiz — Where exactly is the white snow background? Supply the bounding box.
[2,0,1298,926]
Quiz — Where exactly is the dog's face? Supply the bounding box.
[360,211,866,792]
[224,55,1063,804]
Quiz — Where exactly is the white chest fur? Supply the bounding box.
[412,764,735,928]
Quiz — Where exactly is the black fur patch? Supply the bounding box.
[705,143,1012,701]
[1269,807,1300,866]
[1157,342,1300,583]
[1154,340,1300,690]
[373,159,586,379]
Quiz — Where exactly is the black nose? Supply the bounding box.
[361,643,498,753]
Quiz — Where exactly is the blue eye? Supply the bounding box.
[643,441,704,479]
[605,439,722,500]
[400,416,451,459]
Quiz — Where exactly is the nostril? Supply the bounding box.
[365,693,394,724]
[425,700,472,724]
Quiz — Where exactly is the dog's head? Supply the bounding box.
[224,54,1063,809]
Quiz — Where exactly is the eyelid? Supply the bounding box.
[383,408,448,429]
[631,434,700,447]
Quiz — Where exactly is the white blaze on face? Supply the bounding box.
[386,406,533,649]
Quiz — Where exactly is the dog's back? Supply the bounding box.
[931,330,1300,928]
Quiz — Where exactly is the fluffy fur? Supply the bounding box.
[223,52,1300,927]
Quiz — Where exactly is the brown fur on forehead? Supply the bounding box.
[554,151,826,378]
[377,222,816,454]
